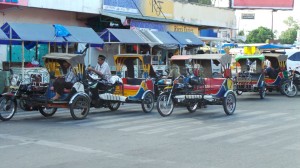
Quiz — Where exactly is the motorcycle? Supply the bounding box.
[87,72,126,111]
[156,75,203,117]
[0,69,53,121]
[281,66,300,97]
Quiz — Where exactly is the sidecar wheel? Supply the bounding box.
[39,107,57,117]
[141,92,154,113]
[0,97,17,121]
[187,102,198,113]
[223,92,236,115]
[156,93,174,117]
[108,102,121,111]
[70,95,90,120]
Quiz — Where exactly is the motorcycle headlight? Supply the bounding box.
[10,74,19,86]
[165,79,172,85]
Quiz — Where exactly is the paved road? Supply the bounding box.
[0,92,300,168]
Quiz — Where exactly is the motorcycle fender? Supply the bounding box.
[224,90,234,97]
[72,82,84,92]
[1,92,15,97]
[69,92,91,105]
[141,90,154,99]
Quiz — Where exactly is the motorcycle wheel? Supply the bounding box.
[141,92,154,113]
[187,102,198,113]
[0,97,17,121]
[282,81,298,97]
[223,92,236,115]
[39,107,57,117]
[70,95,90,120]
[108,102,121,111]
[156,92,174,117]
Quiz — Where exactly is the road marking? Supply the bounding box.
[139,125,190,135]
[284,142,300,151]
[190,124,268,141]
[119,118,196,132]
[0,134,107,154]
[226,123,300,143]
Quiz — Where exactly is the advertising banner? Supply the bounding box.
[103,0,140,15]
[130,20,167,31]
[142,0,173,19]
[0,0,28,6]
[103,0,173,18]
[232,0,294,10]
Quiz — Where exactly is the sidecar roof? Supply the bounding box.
[264,53,288,62]
[235,54,265,61]
[170,54,223,61]
[43,52,85,66]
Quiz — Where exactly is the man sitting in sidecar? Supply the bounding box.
[52,60,78,100]
[264,63,278,79]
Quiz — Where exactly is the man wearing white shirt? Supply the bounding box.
[87,55,112,106]
[88,55,111,82]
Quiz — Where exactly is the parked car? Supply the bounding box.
[286,49,300,70]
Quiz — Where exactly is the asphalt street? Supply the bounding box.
[0,92,300,168]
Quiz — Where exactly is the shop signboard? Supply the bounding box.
[241,13,255,19]
[167,24,198,35]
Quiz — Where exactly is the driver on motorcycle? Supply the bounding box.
[88,55,112,82]
[166,64,180,80]
[87,55,112,105]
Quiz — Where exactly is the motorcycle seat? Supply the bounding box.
[50,86,71,93]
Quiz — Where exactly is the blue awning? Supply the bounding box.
[1,22,65,43]
[168,31,204,46]
[0,30,9,44]
[151,31,179,45]
[1,22,104,46]
[222,43,238,48]
[139,30,179,49]
[62,25,104,46]
[258,44,291,50]
[99,28,149,44]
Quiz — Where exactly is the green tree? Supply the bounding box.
[238,30,244,36]
[279,17,299,44]
[246,26,274,43]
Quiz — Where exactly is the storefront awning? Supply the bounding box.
[1,22,104,46]
[0,30,9,44]
[258,44,291,50]
[1,22,65,43]
[62,25,104,46]
[99,28,150,44]
[168,31,204,47]
[139,29,179,49]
